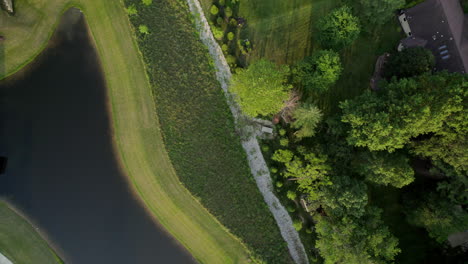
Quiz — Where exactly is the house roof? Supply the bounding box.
[404,0,468,73]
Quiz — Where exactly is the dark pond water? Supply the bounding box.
[0,9,194,264]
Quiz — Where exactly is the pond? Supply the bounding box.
[0,9,194,264]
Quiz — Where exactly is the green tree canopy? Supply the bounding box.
[357,0,405,26]
[273,148,332,200]
[230,59,292,117]
[341,72,467,152]
[316,207,401,264]
[316,6,361,50]
[406,193,468,243]
[292,50,342,94]
[318,175,368,218]
[411,107,468,173]
[356,151,415,188]
[292,104,323,138]
[384,47,435,79]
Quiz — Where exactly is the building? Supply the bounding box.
[398,0,467,73]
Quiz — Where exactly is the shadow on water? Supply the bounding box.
[0,9,195,264]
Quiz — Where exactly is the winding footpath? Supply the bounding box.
[0,253,12,264]
[185,1,309,263]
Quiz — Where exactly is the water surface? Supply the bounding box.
[0,9,194,264]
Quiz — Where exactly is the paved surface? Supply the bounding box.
[0,253,13,264]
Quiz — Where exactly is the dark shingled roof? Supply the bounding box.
[404,0,468,73]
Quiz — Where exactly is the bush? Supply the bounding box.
[280,138,289,147]
[221,44,228,53]
[212,26,224,40]
[293,219,303,231]
[216,16,224,26]
[225,6,233,18]
[138,24,149,34]
[210,5,219,15]
[227,32,235,41]
[125,4,138,15]
[270,167,278,173]
[287,190,297,200]
[261,145,270,152]
[287,204,296,212]
[276,181,283,188]
[279,129,286,136]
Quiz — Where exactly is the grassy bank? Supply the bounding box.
[124,0,292,263]
[1,0,255,262]
[0,202,62,263]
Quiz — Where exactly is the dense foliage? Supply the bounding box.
[230,59,292,117]
[406,194,468,243]
[315,207,400,264]
[291,104,323,138]
[355,151,415,188]
[124,0,292,262]
[316,6,361,50]
[383,47,435,79]
[292,50,342,94]
[341,72,467,151]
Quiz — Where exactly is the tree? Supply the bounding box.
[357,0,405,26]
[230,59,292,117]
[315,207,401,264]
[292,104,323,138]
[431,162,468,205]
[341,72,467,151]
[356,151,415,188]
[316,6,360,50]
[274,148,332,200]
[384,47,435,79]
[406,193,468,243]
[292,50,342,94]
[318,175,368,218]
[411,107,468,173]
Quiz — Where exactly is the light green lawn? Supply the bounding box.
[0,202,62,263]
[1,0,252,263]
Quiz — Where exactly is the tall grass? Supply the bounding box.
[124,0,292,262]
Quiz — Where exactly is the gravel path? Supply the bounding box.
[0,253,12,264]
[185,1,309,263]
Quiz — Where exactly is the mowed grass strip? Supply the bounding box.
[0,202,63,263]
[1,0,254,263]
[124,0,292,263]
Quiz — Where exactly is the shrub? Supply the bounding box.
[125,4,138,15]
[216,16,224,26]
[261,145,270,153]
[225,6,233,18]
[219,0,225,6]
[270,167,278,174]
[210,5,219,15]
[279,129,286,136]
[141,0,152,6]
[212,26,224,40]
[227,32,235,41]
[287,204,296,212]
[293,219,303,231]
[280,138,289,147]
[287,190,297,200]
[138,24,149,34]
[276,181,283,188]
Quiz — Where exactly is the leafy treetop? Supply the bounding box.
[316,6,361,50]
[230,59,292,117]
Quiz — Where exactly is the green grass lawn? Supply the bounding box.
[239,0,338,65]
[124,0,292,263]
[1,0,256,262]
[0,202,62,263]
